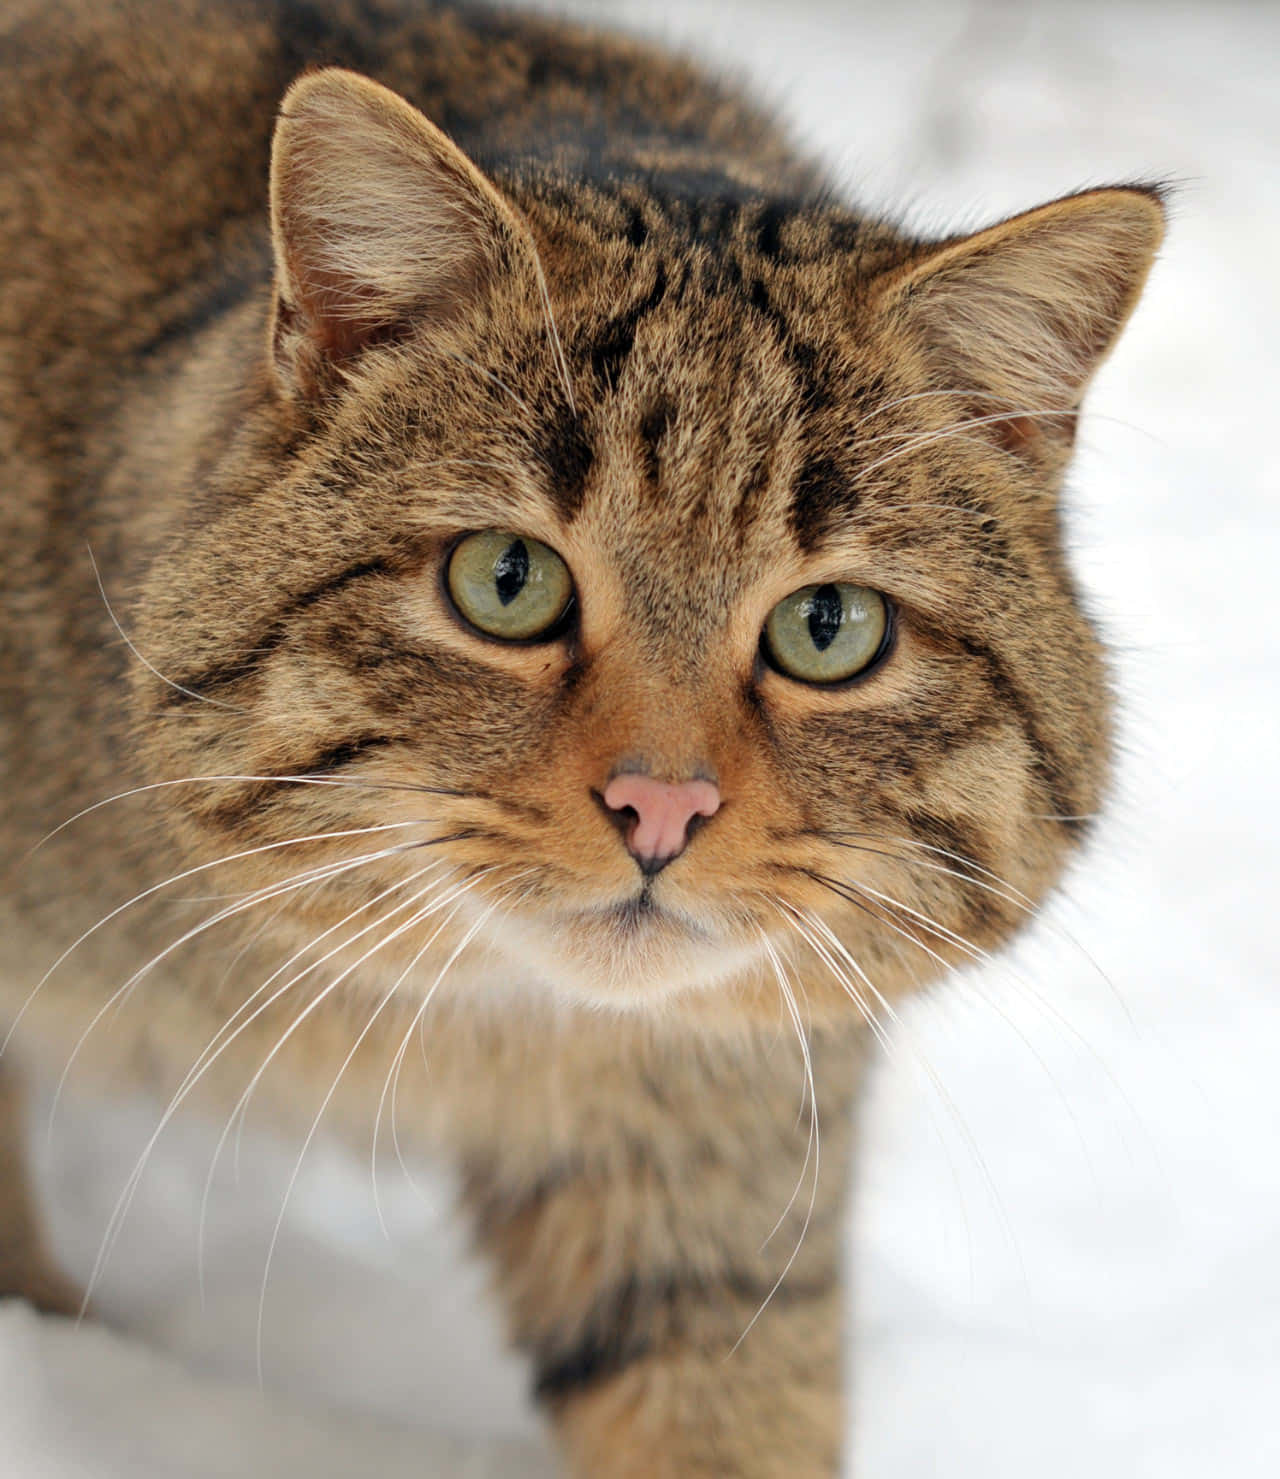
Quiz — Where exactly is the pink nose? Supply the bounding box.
[602,773,721,872]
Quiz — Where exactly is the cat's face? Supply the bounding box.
[132,72,1161,1023]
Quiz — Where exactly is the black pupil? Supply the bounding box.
[807,584,843,651]
[494,539,529,605]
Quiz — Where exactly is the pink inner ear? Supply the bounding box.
[603,775,721,862]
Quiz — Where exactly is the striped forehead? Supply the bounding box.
[572,269,824,538]
[563,254,950,585]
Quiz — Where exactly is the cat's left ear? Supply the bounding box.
[870,186,1165,455]
[268,68,527,398]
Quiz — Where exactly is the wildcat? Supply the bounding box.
[0,0,1164,1473]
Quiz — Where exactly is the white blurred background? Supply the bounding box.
[6,3,1278,1475]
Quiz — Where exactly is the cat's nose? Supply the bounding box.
[601,773,720,875]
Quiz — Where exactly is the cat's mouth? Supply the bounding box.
[596,886,705,938]
[478,884,762,1006]
[444,864,761,1004]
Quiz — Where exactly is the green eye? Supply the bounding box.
[446,531,574,641]
[762,582,889,684]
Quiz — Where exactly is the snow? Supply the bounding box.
[11,1,1280,1474]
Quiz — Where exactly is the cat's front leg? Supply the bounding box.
[539,1271,844,1479]
[462,1024,859,1478]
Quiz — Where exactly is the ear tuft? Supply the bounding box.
[878,186,1166,449]
[269,69,521,395]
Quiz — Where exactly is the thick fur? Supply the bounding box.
[0,1,1163,1474]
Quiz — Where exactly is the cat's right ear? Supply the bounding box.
[268,69,524,400]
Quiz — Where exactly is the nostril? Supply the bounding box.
[594,792,639,841]
[598,772,721,869]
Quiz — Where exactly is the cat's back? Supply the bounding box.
[0,0,799,411]
[2,0,284,392]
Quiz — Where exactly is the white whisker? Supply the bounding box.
[5,818,434,1064]
[727,924,820,1356]
[42,837,430,1135]
[225,871,475,1174]
[850,877,1151,1182]
[418,344,534,416]
[853,408,1088,486]
[77,858,452,1318]
[255,883,499,1385]
[193,860,453,1296]
[845,387,1053,434]
[754,931,818,1248]
[791,902,1027,1294]
[373,870,534,1235]
[526,238,575,414]
[845,386,1159,445]
[827,830,1134,1029]
[87,543,244,713]
[29,773,455,856]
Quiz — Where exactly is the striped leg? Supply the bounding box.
[463,1025,861,1478]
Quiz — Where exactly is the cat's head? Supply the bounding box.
[134,71,1163,1022]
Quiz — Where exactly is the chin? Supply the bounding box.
[480,897,767,1011]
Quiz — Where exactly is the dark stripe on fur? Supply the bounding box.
[294,733,403,776]
[135,256,267,364]
[897,810,995,884]
[589,260,669,391]
[166,557,390,702]
[539,403,596,521]
[956,633,1076,821]
[198,736,409,828]
[754,200,789,260]
[789,451,854,552]
[638,397,674,487]
[532,1266,836,1403]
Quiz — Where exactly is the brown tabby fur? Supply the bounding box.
[0,0,1163,1473]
